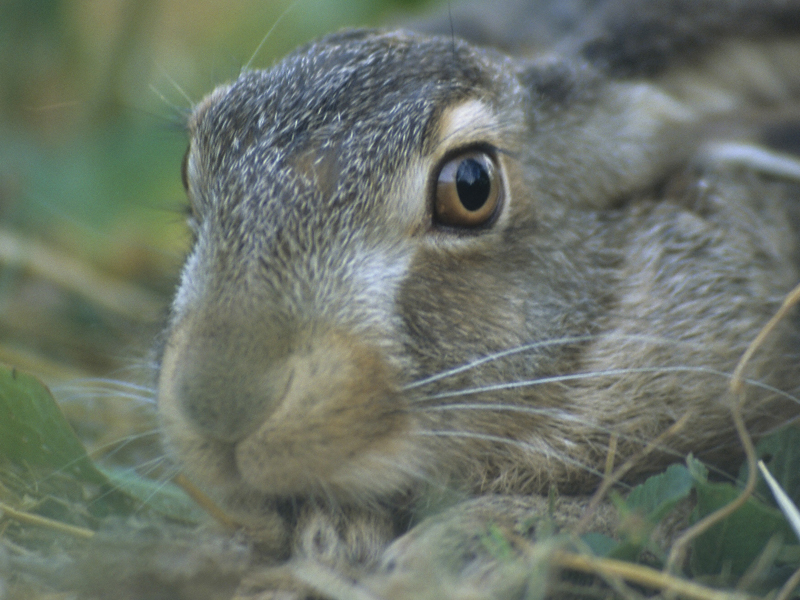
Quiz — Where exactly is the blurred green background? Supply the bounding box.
[0,0,440,383]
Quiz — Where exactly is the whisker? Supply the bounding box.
[107,361,159,377]
[412,402,697,463]
[85,458,176,511]
[53,378,158,409]
[412,402,582,423]
[137,458,176,485]
[27,430,164,498]
[55,378,156,395]
[133,468,187,512]
[404,333,715,390]
[107,454,170,479]
[415,429,607,481]
[56,391,156,405]
[417,366,800,405]
[153,64,195,109]
[404,335,597,390]
[244,0,306,72]
[87,428,163,463]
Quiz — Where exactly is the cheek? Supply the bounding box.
[397,250,527,368]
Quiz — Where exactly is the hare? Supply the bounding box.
[157,0,800,593]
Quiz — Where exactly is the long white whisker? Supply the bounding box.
[404,335,598,390]
[403,334,716,390]
[133,468,187,512]
[154,64,195,108]
[412,403,699,461]
[57,391,156,405]
[87,429,162,462]
[107,455,169,478]
[55,378,156,394]
[418,366,799,404]
[87,457,174,510]
[244,0,305,72]
[30,428,161,490]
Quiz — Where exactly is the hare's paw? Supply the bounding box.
[236,505,395,599]
[292,503,396,573]
[365,495,606,600]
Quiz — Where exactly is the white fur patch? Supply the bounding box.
[436,99,501,146]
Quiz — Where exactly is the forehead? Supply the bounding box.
[188,30,508,171]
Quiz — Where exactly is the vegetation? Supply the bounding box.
[2,2,800,598]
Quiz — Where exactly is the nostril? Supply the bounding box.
[175,360,287,443]
[178,375,255,442]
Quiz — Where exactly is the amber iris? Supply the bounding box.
[434,151,501,228]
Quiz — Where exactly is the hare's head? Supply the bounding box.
[159,30,535,505]
[157,25,800,514]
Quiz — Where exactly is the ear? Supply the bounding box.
[403,0,591,55]
[515,0,800,209]
[574,0,800,78]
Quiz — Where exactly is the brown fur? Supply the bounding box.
[156,0,800,593]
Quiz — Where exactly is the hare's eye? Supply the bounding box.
[180,147,202,230]
[180,147,190,192]
[434,151,501,228]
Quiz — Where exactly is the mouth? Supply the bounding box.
[159,384,421,503]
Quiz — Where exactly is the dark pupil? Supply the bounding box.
[455,158,490,211]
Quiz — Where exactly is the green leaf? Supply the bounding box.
[101,467,205,525]
[0,365,108,485]
[686,453,709,482]
[582,531,643,562]
[690,470,795,577]
[739,426,800,507]
[625,463,694,523]
[581,532,619,557]
[0,365,209,524]
[591,464,697,564]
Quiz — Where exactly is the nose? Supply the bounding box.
[164,322,291,443]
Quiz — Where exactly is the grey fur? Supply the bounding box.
[157,1,800,593]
